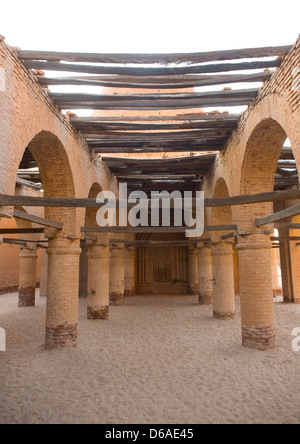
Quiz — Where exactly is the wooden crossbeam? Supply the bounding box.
[83,131,230,141]
[1,189,300,209]
[37,72,273,90]
[0,228,44,234]
[274,223,300,230]
[82,225,237,234]
[91,142,224,153]
[12,209,63,230]
[18,45,292,64]
[70,113,241,123]
[49,89,259,110]
[24,59,282,76]
[271,236,300,241]
[256,204,300,227]
[74,120,238,132]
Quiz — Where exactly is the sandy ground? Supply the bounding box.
[0,291,299,424]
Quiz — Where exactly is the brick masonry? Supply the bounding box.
[0,37,299,350]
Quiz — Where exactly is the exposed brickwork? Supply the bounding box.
[213,310,235,320]
[110,292,125,306]
[18,286,35,307]
[211,243,235,320]
[87,305,109,320]
[242,325,275,350]
[0,37,300,351]
[198,247,213,305]
[0,285,19,295]
[45,322,78,349]
[198,292,213,305]
[124,288,135,297]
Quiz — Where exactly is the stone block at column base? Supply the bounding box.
[45,322,78,349]
[87,305,109,320]
[242,324,275,350]
[213,310,235,320]
[110,292,125,306]
[124,288,134,297]
[18,286,35,307]
[198,293,212,305]
[189,286,199,295]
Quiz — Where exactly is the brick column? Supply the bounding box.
[18,247,38,307]
[124,246,135,297]
[45,238,81,349]
[87,241,110,319]
[39,246,48,297]
[290,242,300,304]
[237,236,275,350]
[211,242,235,319]
[197,245,213,305]
[188,247,199,295]
[109,244,125,305]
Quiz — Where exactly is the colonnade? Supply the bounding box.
[10,229,298,351]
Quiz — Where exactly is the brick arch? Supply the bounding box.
[239,117,290,231]
[85,182,103,227]
[23,131,77,234]
[241,118,288,195]
[211,177,233,226]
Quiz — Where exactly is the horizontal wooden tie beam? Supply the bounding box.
[12,209,63,230]
[24,59,282,76]
[256,203,300,227]
[37,72,273,90]
[18,45,292,64]
[70,113,241,123]
[82,225,237,234]
[2,189,300,209]
[0,228,44,234]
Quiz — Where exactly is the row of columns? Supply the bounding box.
[12,233,296,351]
[188,236,277,350]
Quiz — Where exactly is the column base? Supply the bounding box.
[213,310,235,320]
[242,324,275,350]
[18,286,35,307]
[110,292,125,306]
[124,288,134,297]
[189,285,199,295]
[87,305,109,320]
[45,322,78,349]
[283,296,300,304]
[198,293,212,305]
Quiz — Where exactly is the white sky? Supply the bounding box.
[0,0,299,53]
[0,0,299,118]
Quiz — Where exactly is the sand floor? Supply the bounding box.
[0,291,299,424]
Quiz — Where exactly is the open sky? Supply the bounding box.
[1,0,298,118]
[0,0,299,53]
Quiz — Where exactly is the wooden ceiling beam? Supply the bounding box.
[18,45,292,64]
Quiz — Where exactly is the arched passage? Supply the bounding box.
[18,131,81,348]
[83,183,110,320]
[210,178,235,319]
[237,118,296,349]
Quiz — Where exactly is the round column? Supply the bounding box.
[87,243,110,319]
[237,237,275,350]
[109,244,125,305]
[188,247,199,295]
[197,245,213,305]
[18,247,38,307]
[45,238,81,349]
[211,242,235,319]
[124,246,135,297]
